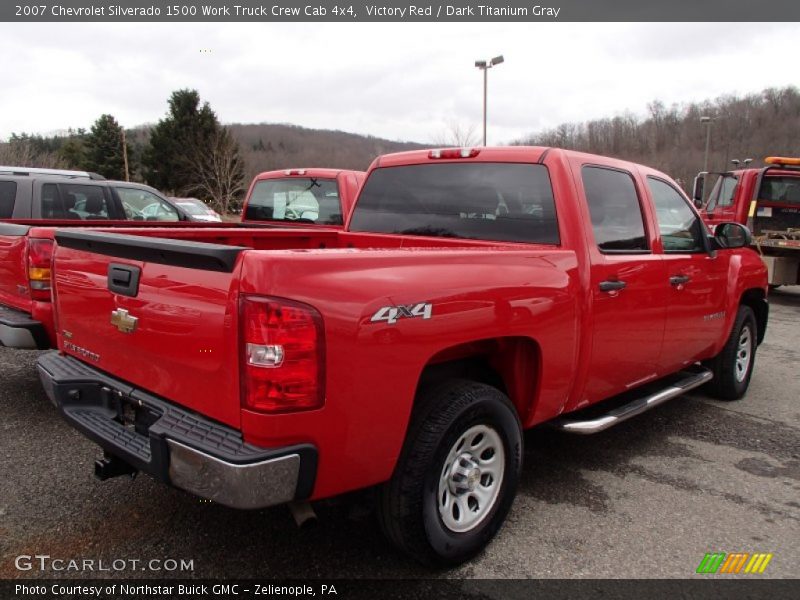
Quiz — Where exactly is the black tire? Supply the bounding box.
[705,305,757,401]
[377,379,523,566]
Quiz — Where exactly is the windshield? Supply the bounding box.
[705,173,738,211]
[244,178,342,225]
[176,202,208,215]
[349,162,559,244]
[759,176,800,205]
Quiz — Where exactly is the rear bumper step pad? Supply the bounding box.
[36,351,317,509]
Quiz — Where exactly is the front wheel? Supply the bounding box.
[377,380,523,566]
[705,305,758,401]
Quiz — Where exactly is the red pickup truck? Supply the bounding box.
[241,168,365,227]
[694,156,800,287]
[0,221,252,349]
[1,169,364,350]
[37,147,768,565]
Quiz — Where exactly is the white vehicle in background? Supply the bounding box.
[168,197,222,222]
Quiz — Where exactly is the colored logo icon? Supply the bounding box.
[696,552,773,574]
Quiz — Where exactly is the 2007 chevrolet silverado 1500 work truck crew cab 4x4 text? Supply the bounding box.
[37,147,768,565]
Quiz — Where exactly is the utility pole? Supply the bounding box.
[701,116,712,174]
[121,128,130,182]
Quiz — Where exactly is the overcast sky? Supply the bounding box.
[1,22,798,144]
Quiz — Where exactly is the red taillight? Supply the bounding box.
[240,296,325,413]
[429,148,480,159]
[27,238,54,301]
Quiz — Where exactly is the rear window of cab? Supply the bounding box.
[348,162,559,245]
[245,178,343,225]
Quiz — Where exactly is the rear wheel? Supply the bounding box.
[377,380,522,566]
[705,305,757,401]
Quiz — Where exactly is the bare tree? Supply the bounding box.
[515,85,800,190]
[183,126,246,215]
[0,139,65,168]
[433,120,480,147]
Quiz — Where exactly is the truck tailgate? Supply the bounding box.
[53,231,247,428]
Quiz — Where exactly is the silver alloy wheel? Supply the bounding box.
[437,424,505,533]
[735,325,752,383]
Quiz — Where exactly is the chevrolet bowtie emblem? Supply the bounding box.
[110,308,138,333]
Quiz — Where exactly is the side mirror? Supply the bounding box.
[692,173,706,205]
[712,222,752,250]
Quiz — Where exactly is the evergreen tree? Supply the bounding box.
[143,89,219,193]
[58,129,88,170]
[83,116,128,179]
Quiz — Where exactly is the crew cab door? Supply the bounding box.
[577,164,668,403]
[647,177,729,369]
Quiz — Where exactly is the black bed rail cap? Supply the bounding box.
[54,230,247,273]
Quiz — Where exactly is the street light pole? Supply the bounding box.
[475,55,504,146]
[701,116,712,173]
[482,67,487,147]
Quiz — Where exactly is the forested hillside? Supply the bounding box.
[0,121,423,196]
[3,85,798,203]
[515,86,800,189]
[227,123,425,182]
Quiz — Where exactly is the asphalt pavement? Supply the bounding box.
[1,289,798,580]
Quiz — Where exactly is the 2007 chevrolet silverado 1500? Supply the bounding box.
[1,168,364,349]
[37,147,768,565]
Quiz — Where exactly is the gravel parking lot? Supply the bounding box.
[1,290,798,580]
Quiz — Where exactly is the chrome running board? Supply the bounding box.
[552,367,713,435]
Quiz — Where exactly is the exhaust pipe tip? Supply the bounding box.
[288,502,317,528]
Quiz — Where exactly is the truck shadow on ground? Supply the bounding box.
[767,287,800,308]
[518,393,799,517]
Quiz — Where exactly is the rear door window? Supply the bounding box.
[246,178,343,225]
[581,166,648,252]
[349,163,559,244]
[42,183,115,220]
[41,183,68,219]
[0,181,16,218]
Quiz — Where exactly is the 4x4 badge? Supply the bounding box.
[111,308,138,333]
[371,302,432,325]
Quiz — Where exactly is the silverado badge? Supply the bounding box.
[111,308,138,334]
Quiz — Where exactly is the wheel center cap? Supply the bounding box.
[449,454,481,494]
